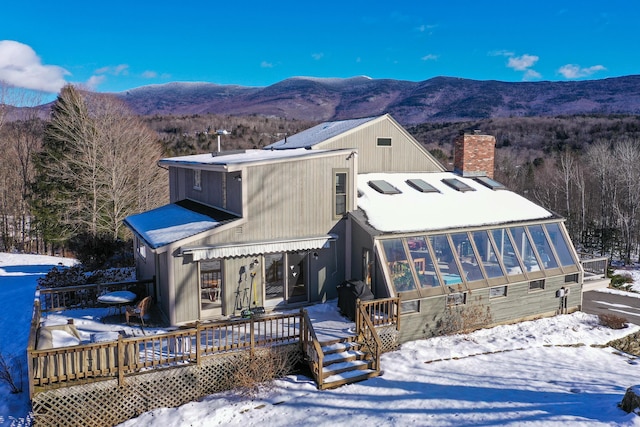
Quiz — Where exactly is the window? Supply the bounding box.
[193,169,202,190]
[377,137,392,146]
[471,231,505,279]
[442,178,475,192]
[491,229,523,275]
[509,227,541,273]
[489,285,507,298]
[529,279,545,291]
[401,299,420,313]
[446,292,466,306]
[474,176,505,190]
[451,233,484,282]
[565,273,579,283]
[406,179,439,193]
[528,225,559,269]
[381,239,417,292]
[544,223,577,267]
[369,180,401,194]
[334,171,348,217]
[137,238,146,260]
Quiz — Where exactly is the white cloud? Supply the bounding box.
[311,53,324,61]
[260,61,274,68]
[507,54,539,71]
[523,69,542,81]
[142,70,158,79]
[0,40,68,93]
[489,49,515,57]
[558,64,606,79]
[95,64,129,76]
[85,74,106,90]
[421,54,438,61]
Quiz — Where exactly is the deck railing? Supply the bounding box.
[580,255,609,280]
[27,299,302,398]
[38,277,155,312]
[357,296,401,331]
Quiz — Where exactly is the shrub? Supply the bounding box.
[599,313,628,330]
[610,272,634,292]
[0,352,23,394]
[227,346,301,398]
[427,302,493,337]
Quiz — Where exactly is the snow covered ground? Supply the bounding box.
[2,253,640,426]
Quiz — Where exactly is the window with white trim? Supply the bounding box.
[193,169,202,190]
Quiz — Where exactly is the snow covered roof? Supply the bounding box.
[357,172,554,233]
[159,148,331,167]
[265,116,378,150]
[124,202,238,249]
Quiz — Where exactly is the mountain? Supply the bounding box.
[116,75,640,125]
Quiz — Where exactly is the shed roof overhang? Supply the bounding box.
[181,234,337,261]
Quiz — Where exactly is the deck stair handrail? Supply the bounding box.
[354,298,382,372]
[300,308,325,388]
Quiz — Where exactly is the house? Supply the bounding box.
[124,114,582,340]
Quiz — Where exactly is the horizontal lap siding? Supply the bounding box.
[399,274,583,343]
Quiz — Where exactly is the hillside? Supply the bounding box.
[117,75,640,125]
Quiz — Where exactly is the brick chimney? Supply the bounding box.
[453,131,496,179]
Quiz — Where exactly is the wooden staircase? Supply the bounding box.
[318,337,381,389]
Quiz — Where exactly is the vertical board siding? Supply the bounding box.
[318,119,444,174]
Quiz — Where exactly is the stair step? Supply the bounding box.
[321,369,381,389]
[322,359,370,377]
[321,340,360,355]
[323,350,364,366]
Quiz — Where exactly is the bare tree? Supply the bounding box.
[32,85,167,248]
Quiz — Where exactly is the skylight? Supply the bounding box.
[406,179,439,193]
[441,178,475,192]
[475,176,505,190]
[369,180,402,194]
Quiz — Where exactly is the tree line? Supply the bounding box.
[411,116,640,263]
[1,84,640,264]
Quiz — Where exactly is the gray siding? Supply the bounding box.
[399,273,583,343]
[316,117,444,174]
[172,255,201,325]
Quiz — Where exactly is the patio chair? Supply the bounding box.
[125,296,153,326]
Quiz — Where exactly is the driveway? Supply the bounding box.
[582,290,640,326]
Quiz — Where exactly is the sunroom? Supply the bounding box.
[350,172,583,342]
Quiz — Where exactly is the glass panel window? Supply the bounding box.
[430,235,463,286]
[446,292,466,306]
[490,285,507,298]
[471,231,505,278]
[401,299,420,313]
[528,225,559,269]
[529,279,545,291]
[265,253,284,301]
[407,236,440,288]
[377,137,392,146]
[451,233,484,282]
[193,169,201,190]
[565,273,579,283]
[510,227,541,272]
[381,239,417,292]
[334,172,347,216]
[491,229,523,275]
[545,223,577,267]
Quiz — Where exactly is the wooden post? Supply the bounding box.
[250,317,255,358]
[195,321,201,366]
[396,294,402,331]
[117,335,125,385]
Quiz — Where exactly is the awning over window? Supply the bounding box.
[182,235,337,261]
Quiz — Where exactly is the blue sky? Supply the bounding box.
[1,0,638,96]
